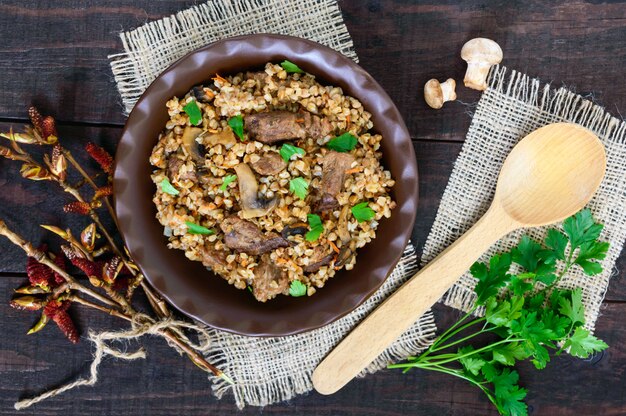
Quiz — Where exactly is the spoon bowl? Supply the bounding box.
[312,122,606,395]
[496,123,606,226]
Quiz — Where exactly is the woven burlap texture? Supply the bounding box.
[423,65,626,334]
[108,0,438,409]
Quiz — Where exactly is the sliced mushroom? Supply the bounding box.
[199,128,236,150]
[303,246,335,273]
[220,216,288,255]
[337,205,351,244]
[244,110,331,144]
[314,151,355,212]
[198,244,228,274]
[334,245,354,269]
[250,152,287,176]
[251,255,288,302]
[181,126,205,164]
[234,163,278,218]
[281,222,309,240]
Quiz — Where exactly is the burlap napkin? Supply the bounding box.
[423,66,626,334]
[109,0,437,409]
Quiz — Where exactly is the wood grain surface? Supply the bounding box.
[0,1,624,415]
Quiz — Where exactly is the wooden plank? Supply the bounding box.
[0,1,624,142]
[0,272,623,415]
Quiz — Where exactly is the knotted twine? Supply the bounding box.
[15,314,215,410]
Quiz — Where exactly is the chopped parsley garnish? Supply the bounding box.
[183,99,202,126]
[326,132,358,152]
[289,177,309,200]
[305,214,324,242]
[160,178,179,196]
[228,115,245,141]
[220,174,237,191]
[279,143,305,162]
[185,221,215,235]
[351,202,375,222]
[289,280,307,297]
[280,60,304,74]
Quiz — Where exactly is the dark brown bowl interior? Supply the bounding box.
[114,34,418,336]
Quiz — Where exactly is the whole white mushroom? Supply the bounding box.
[461,38,503,91]
[424,78,457,109]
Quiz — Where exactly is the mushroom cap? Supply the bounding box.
[424,79,444,109]
[461,38,503,64]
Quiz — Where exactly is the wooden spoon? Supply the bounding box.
[313,123,606,395]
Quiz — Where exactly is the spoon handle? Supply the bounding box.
[312,204,519,395]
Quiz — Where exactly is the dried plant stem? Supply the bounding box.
[62,149,118,227]
[68,295,225,379]
[0,220,119,309]
[70,295,132,322]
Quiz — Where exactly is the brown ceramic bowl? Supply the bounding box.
[114,34,418,337]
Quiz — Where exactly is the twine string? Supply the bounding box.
[14,314,212,410]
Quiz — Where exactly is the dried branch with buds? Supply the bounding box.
[0,107,230,409]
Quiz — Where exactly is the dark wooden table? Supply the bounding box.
[0,1,625,415]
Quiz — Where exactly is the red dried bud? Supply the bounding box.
[41,116,58,143]
[94,185,113,199]
[63,201,91,215]
[26,244,52,288]
[44,300,78,343]
[85,142,113,174]
[51,252,66,285]
[28,106,44,134]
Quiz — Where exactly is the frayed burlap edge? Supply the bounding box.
[423,65,626,333]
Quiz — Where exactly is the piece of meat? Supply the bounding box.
[251,256,288,302]
[244,111,306,144]
[303,246,335,273]
[314,151,355,212]
[250,152,287,176]
[220,216,289,255]
[167,156,197,182]
[303,111,332,139]
[244,110,331,144]
[198,244,228,274]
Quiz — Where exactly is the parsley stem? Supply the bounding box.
[417,337,524,367]
[428,324,492,353]
[426,306,479,351]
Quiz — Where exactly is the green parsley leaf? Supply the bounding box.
[480,362,498,382]
[558,288,585,326]
[351,202,375,223]
[512,235,556,277]
[228,115,245,141]
[540,229,568,264]
[563,208,603,249]
[575,240,609,275]
[510,311,556,346]
[492,342,529,366]
[326,133,358,152]
[471,253,512,304]
[160,178,179,196]
[220,174,237,191]
[492,369,528,416]
[541,310,571,339]
[564,327,609,358]
[289,280,307,297]
[289,177,309,199]
[509,275,534,296]
[183,100,202,126]
[280,60,304,74]
[185,221,215,235]
[458,346,486,376]
[485,295,523,328]
[279,143,305,162]
[305,214,324,242]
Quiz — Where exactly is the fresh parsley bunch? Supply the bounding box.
[390,209,609,416]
